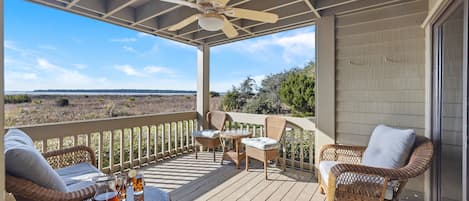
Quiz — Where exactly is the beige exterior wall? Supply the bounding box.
[333,0,428,196]
[335,0,427,145]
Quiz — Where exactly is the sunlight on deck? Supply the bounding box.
[142,152,325,201]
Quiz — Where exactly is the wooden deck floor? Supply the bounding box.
[141,152,325,201]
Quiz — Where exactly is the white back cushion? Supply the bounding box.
[5,129,68,192]
[361,125,416,169]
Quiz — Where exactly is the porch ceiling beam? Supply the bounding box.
[170,0,250,36]
[304,0,321,18]
[155,0,250,34]
[192,2,313,41]
[103,0,139,18]
[204,12,315,44]
[66,0,81,8]
[208,18,314,46]
[132,0,182,26]
[315,0,358,11]
[319,0,413,16]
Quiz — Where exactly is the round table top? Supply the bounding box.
[220,130,252,139]
[126,186,170,201]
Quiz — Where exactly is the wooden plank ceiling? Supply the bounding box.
[28,0,415,46]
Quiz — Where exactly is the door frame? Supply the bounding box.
[463,0,468,199]
[431,0,467,200]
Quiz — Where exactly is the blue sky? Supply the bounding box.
[5,0,315,92]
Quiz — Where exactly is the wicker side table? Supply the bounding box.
[220,130,252,169]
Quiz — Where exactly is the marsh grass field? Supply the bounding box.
[5,95,221,127]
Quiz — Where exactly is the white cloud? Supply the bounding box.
[110,37,137,43]
[115,65,144,77]
[123,46,136,52]
[73,64,88,69]
[143,66,173,74]
[137,32,152,38]
[37,58,60,70]
[216,28,315,63]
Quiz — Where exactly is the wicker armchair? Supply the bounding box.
[194,111,227,162]
[6,145,97,201]
[318,136,433,201]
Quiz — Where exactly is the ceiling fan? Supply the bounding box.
[160,0,279,38]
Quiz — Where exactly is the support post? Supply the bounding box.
[315,15,335,168]
[0,1,6,200]
[197,44,210,130]
[1,0,5,198]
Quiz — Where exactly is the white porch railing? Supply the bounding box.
[8,111,316,174]
[226,112,316,173]
[13,111,198,174]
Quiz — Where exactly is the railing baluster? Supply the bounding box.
[73,135,78,146]
[58,137,63,150]
[309,131,314,173]
[86,133,91,147]
[300,129,304,171]
[161,124,165,157]
[185,121,189,150]
[192,120,196,146]
[154,125,158,160]
[98,132,103,171]
[146,126,150,162]
[109,131,114,172]
[291,130,295,168]
[119,129,124,171]
[168,123,173,157]
[129,128,134,169]
[138,127,142,166]
[282,137,286,171]
[179,121,183,152]
[174,122,178,154]
[253,125,257,136]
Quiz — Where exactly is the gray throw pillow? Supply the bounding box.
[361,124,416,169]
[4,129,68,192]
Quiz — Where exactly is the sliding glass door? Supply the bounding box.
[433,2,465,201]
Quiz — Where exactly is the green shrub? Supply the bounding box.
[279,73,315,116]
[5,94,32,104]
[128,97,135,102]
[56,98,69,107]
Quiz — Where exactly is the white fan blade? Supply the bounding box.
[222,16,238,38]
[211,0,230,7]
[168,14,199,31]
[224,8,278,23]
[160,0,198,8]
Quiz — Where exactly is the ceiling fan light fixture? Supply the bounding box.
[198,14,224,31]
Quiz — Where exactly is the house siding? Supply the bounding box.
[334,0,428,196]
[335,0,427,145]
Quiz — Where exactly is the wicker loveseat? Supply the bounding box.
[318,135,433,201]
[6,145,98,201]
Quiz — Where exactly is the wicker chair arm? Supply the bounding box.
[327,164,392,201]
[6,174,95,201]
[319,144,366,164]
[43,145,96,169]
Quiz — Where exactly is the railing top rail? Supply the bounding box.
[7,111,198,141]
[226,112,316,131]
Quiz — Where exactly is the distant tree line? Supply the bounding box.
[221,61,315,117]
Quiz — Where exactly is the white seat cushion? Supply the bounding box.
[362,124,416,169]
[56,162,104,192]
[192,130,221,138]
[319,160,340,186]
[241,137,279,150]
[4,129,68,192]
[319,160,394,200]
